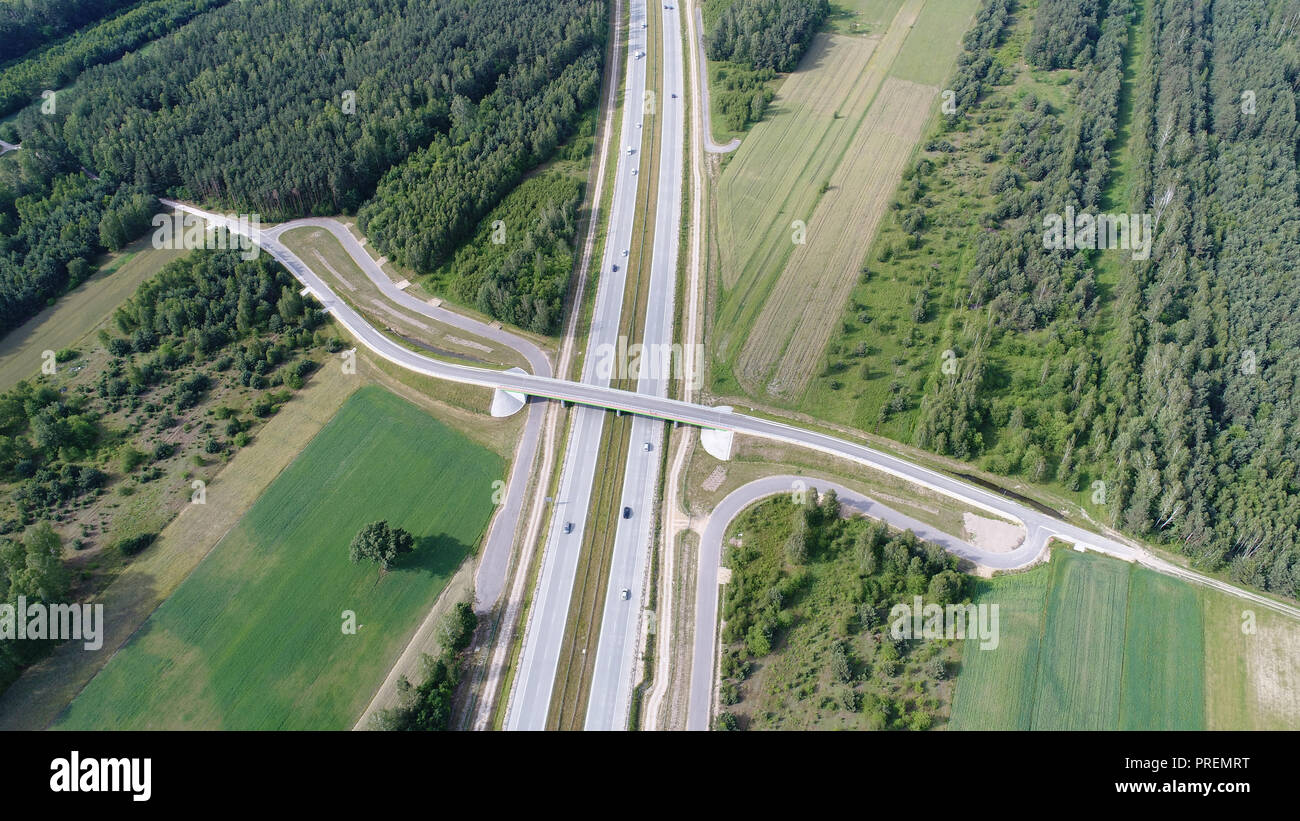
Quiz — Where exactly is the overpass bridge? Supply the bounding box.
[159,200,1300,625]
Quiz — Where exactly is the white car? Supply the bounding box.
[622,249,629,256]
[643,442,652,451]
[620,588,631,601]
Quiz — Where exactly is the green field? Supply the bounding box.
[710,0,980,400]
[54,386,503,729]
[1119,568,1205,730]
[947,564,1047,730]
[951,549,1299,730]
[1030,550,1129,729]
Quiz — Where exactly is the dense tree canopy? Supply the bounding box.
[904,0,1300,597]
[0,0,229,119]
[0,0,607,340]
[703,0,829,72]
[0,0,142,64]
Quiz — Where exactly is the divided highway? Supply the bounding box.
[583,0,687,730]
[504,0,656,731]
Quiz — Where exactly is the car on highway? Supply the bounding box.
[620,588,631,600]
[643,442,652,451]
[622,248,628,256]
[612,263,619,272]
[626,145,634,154]
[671,92,677,98]
[563,521,574,534]
[622,506,632,519]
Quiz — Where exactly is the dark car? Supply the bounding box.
[623,506,632,519]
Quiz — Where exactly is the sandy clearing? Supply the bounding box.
[962,511,1027,554]
[1247,614,1300,727]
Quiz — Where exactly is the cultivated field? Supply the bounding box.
[713,28,884,346]
[710,0,983,399]
[54,386,503,730]
[1202,587,1300,730]
[1119,568,1205,730]
[950,548,1300,730]
[739,77,938,397]
[1030,550,1129,729]
[947,567,1047,730]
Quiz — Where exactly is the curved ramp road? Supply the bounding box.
[260,218,552,377]
[685,476,1015,730]
[163,184,1300,726]
[261,218,552,608]
[690,5,739,154]
[161,201,1300,602]
[168,203,549,609]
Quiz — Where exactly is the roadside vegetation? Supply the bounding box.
[701,0,828,134]
[372,600,479,731]
[717,490,967,730]
[419,113,597,335]
[0,0,607,339]
[803,0,1300,600]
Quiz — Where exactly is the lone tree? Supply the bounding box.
[348,520,414,570]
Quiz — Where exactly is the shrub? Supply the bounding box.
[115,532,157,556]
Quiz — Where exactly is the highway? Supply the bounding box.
[583,0,687,730]
[504,0,655,730]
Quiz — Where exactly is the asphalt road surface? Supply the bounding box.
[583,0,688,730]
[162,201,1300,621]
[261,216,549,609]
[687,476,1011,729]
[503,0,656,730]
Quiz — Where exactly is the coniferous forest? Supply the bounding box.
[0,0,606,337]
